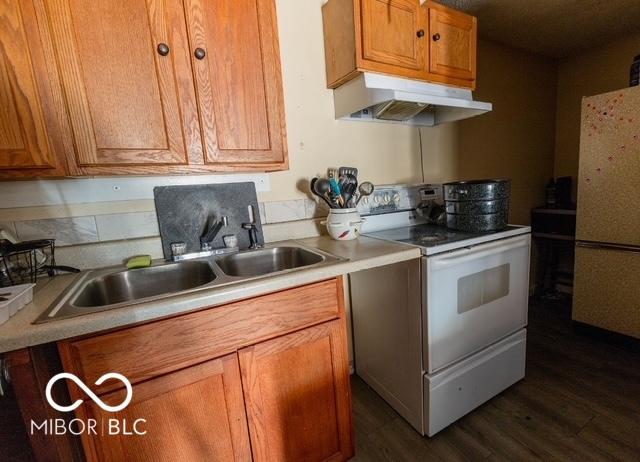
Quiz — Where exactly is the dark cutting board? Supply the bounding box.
[154,183,264,260]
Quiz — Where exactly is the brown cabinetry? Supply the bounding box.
[360,0,428,76]
[47,0,201,174]
[184,0,287,167]
[0,0,70,177]
[79,354,252,462]
[428,4,477,82]
[0,0,287,179]
[239,320,353,462]
[323,0,477,89]
[54,278,352,461]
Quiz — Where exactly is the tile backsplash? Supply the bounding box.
[14,217,99,246]
[95,212,159,242]
[1,198,329,269]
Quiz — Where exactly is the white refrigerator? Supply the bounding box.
[573,86,640,339]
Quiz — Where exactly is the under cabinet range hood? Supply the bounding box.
[333,73,492,126]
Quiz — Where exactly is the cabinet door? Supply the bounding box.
[239,320,353,462]
[78,354,251,462]
[45,0,202,172]
[428,5,477,82]
[359,0,427,72]
[0,0,68,177]
[183,0,287,168]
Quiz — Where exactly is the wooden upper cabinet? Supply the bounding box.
[11,0,288,177]
[323,0,477,89]
[0,0,69,178]
[428,3,477,83]
[184,0,287,168]
[45,0,202,174]
[78,354,251,462]
[239,320,353,462]
[359,0,427,73]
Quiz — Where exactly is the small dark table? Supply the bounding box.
[531,206,576,299]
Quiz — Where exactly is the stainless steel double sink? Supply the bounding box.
[36,244,340,323]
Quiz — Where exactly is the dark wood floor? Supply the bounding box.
[351,298,640,461]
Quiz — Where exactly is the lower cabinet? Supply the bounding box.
[53,278,353,462]
[79,354,251,462]
[239,320,353,462]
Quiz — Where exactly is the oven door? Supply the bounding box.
[423,234,530,373]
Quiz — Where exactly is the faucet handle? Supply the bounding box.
[242,223,261,250]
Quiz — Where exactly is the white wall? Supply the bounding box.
[262,0,456,202]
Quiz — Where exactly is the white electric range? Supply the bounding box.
[350,184,531,436]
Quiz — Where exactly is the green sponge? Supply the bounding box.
[126,255,152,269]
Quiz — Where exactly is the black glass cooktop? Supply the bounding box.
[365,224,521,248]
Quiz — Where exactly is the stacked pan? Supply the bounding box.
[443,179,511,232]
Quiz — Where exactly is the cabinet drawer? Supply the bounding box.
[59,279,342,394]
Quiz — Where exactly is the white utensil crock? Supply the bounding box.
[322,208,364,241]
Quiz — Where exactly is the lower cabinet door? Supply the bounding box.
[239,320,353,462]
[79,354,251,462]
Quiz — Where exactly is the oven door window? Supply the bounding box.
[458,264,510,314]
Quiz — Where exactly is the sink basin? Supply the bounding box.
[216,246,325,277]
[35,244,339,324]
[73,261,217,308]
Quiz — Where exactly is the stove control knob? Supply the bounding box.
[374,196,380,204]
[393,193,400,203]
[362,196,369,205]
[384,194,390,203]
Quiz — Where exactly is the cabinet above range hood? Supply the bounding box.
[332,73,492,127]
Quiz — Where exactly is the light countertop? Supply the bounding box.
[0,236,420,353]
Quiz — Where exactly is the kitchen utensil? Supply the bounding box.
[342,182,357,206]
[338,174,349,191]
[339,166,358,179]
[339,173,357,197]
[445,198,509,215]
[311,178,334,208]
[327,168,343,206]
[443,179,511,201]
[446,210,508,232]
[444,179,511,232]
[355,182,375,205]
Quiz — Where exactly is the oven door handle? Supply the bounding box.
[429,235,530,270]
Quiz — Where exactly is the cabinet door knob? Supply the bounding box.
[432,33,441,42]
[416,29,425,38]
[194,48,206,60]
[157,43,170,56]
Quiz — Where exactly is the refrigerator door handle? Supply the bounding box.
[576,241,640,253]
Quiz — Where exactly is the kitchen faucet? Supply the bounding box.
[200,216,228,250]
[171,215,239,261]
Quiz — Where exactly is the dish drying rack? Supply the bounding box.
[0,239,79,287]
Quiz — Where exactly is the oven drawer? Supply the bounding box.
[423,329,526,436]
[424,234,530,372]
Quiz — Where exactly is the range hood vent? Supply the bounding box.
[373,100,434,121]
[333,73,492,126]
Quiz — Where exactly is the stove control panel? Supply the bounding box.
[358,183,442,216]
